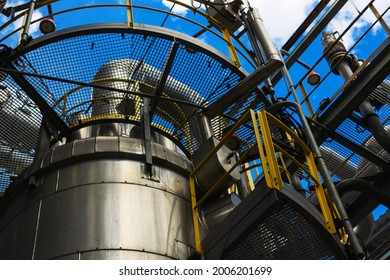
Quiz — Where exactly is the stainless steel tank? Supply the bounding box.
[0,136,194,259]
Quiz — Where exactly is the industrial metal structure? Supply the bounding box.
[0,0,389,259]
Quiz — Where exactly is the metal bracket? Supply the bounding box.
[150,41,179,119]
[141,97,153,175]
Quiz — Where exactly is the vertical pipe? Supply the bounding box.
[321,31,390,154]
[20,0,36,45]
[197,113,214,142]
[279,54,364,259]
[245,7,280,61]
[337,61,354,81]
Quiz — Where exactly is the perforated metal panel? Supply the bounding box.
[224,203,338,260]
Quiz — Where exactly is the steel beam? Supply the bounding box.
[327,129,390,170]
[4,63,70,137]
[282,0,331,52]
[150,41,179,119]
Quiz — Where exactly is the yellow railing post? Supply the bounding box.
[257,110,283,190]
[221,27,241,68]
[189,175,202,253]
[126,0,134,28]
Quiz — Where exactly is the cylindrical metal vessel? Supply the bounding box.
[0,136,194,260]
[91,59,141,117]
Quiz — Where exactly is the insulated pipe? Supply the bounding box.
[319,146,357,180]
[20,0,36,45]
[0,144,33,174]
[336,178,390,209]
[245,7,280,61]
[357,126,390,178]
[0,88,40,152]
[197,113,214,142]
[321,31,390,154]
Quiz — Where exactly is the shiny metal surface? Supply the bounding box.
[0,137,194,260]
[0,144,33,173]
[320,146,357,180]
[0,88,40,152]
[91,59,206,119]
[199,193,241,232]
[54,250,172,260]
[0,202,39,260]
[34,183,192,259]
[193,137,240,196]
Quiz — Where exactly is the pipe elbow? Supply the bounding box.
[359,101,390,154]
[336,178,390,209]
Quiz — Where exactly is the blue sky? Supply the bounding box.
[1,0,389,218]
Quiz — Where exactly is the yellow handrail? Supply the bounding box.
[189,109,340,253]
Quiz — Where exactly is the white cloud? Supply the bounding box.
[248,0,319,47]
[327,0,390,49]
[161,0,389,51]
[1,0,44,45]
[162,0,192,16]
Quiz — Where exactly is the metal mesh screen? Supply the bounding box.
[0,74,40,192]
[0,28,265,192]
[7,31,252,152]
[224,203,338,260]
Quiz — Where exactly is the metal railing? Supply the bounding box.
[189,108,344,253]
[0,0,257,70]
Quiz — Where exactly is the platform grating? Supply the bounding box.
[224,203,338,260]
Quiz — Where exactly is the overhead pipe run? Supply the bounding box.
[321,31,390,154]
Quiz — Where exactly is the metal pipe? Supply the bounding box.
[336,60,354,81]
[321,31,390,155]
[336,178,390,209]
[0,144,33,173]
[357,126,390,178]
[245,7,279,61]
[205,5,283,118]
[197,113,214,142]
[359,100,390,153]
[20,0,36,45]
[277,59,365,259]
[270,0,348,86]
[291,174,306,196]
[319,146,357,180]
